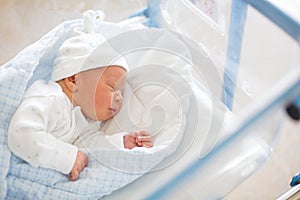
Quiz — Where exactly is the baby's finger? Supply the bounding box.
[137,135,152,142]
[83,155,89,166]
[138,130,150,136]
[137,140,153,147]
[69,169,79,181]
[78,151,89,166]
[143,144,151,148]
[142,142,153,148]
[78,162,85,172]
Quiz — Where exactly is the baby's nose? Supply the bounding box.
[113,91,123,104]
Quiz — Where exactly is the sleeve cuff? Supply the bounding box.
[105,132,127,149]
[52,142,78,174]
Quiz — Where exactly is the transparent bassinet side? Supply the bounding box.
[139,0,300,199]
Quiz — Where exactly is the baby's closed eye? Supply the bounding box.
[106,83,115,91]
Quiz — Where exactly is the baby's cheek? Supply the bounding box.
[95,93,111,108]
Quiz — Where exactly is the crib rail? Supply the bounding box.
[277,184,300,200]
[223,0,300,109]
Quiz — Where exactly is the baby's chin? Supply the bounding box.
[92,108,121,121]
[95,113,114,122]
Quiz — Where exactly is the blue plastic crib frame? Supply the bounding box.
[131,0,300,199]
[222,0,300,109]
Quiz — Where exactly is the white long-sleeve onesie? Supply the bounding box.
[8,80,124,174]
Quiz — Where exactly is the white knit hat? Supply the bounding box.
[52,10,129,81]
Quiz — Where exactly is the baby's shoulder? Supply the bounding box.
[19,80,69,113]
[23,80,63,99]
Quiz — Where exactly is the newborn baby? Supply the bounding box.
[8,10,152,181]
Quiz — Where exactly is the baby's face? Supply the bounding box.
[73,66,126,121]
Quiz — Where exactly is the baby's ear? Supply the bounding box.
[64,74,79,92]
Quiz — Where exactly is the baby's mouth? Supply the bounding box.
[109,107,118,114]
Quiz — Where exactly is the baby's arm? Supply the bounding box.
[8,98,80,177]
[123,131,153,149]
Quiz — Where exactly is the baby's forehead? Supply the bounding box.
[103,66,127,75]
[81,65,126,80]
[101,66,127,80]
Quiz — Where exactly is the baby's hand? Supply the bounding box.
[69,150,89,181]
[123,131,153,149]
